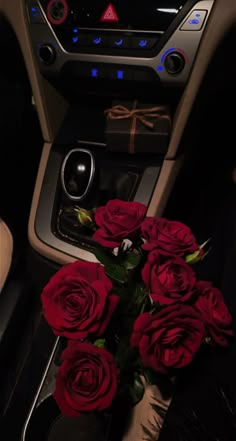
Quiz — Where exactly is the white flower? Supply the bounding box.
[121,239,133,252]
[112,247,119,256]
[112,239,133,256]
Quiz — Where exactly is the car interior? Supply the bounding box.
[1,0,236,440]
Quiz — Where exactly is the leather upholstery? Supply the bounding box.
[0,219,13,291]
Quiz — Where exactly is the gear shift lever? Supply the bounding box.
[61,149,96,202]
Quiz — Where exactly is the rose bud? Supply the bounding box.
[76,207,94,227]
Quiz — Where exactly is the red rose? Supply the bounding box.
[142,250,196,305]
[41,260,119,339]
[93,199,147,248]
[194,281,234,346]
[141,217,199,256]
[54,341,118,416]
[131,304,205,374]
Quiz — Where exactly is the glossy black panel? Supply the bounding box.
[39,0,187,31]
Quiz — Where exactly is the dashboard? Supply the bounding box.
[26,0,214,86]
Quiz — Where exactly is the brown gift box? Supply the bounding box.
[104,101,171,154]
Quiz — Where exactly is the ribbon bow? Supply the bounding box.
[105,104,167,129]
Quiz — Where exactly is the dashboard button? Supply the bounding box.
[131,37,157,50]
[71,32,109,48]
[79,64,107,79]
[109,67,133,81]
[180,10,207,31]
[71,32,90,46]
[61,62,108,79]
[89,65,107,79]
[28,3,46,24]
[85,33,109,47]
[108,35,131,49]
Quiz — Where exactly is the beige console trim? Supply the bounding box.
[147,157,183,217]
[28,143,78,265]
[0,219,13,291]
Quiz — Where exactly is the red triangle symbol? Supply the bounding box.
[100,3,119,23]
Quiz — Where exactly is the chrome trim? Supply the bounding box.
[21,337,60,441]
[35,148,99,263]
[60,148,95,201]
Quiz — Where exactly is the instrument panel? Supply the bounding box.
[26,0,214,86]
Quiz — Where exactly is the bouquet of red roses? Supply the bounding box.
[41,199,234,437]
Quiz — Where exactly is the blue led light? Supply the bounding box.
[157,65,164,72]
[138,39,148,48]
[117,70,124,79]
[73,28,78,33]
[91,68,98,78]
[161,48,176,63]
[31,6,40,16]
[93,37,102,45]
[114,39,124,47]
[189,19,200,25]
[72,36,79,44]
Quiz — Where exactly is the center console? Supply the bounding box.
[25,0,214,263]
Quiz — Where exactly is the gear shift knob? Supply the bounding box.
[61,149,96,201]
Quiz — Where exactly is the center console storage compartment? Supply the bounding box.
[36,141,163,256]
[35,98,170,259]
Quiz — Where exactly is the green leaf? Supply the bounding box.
[133,283,150,313]
[134,283,147,301]
[185,241,211,264]
[105,263,128,285]
[93,247,116,266]
[129,372,145,405]
[185,249,203,265]
[94,339,106,348]
[122,250,142,271]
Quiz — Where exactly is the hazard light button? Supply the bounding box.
[100,3,119,23]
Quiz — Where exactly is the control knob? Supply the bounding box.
[38,44,56,65]
[164,52,185,75]
[47,0,69,25]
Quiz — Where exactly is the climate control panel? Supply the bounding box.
[26,1,214,86]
